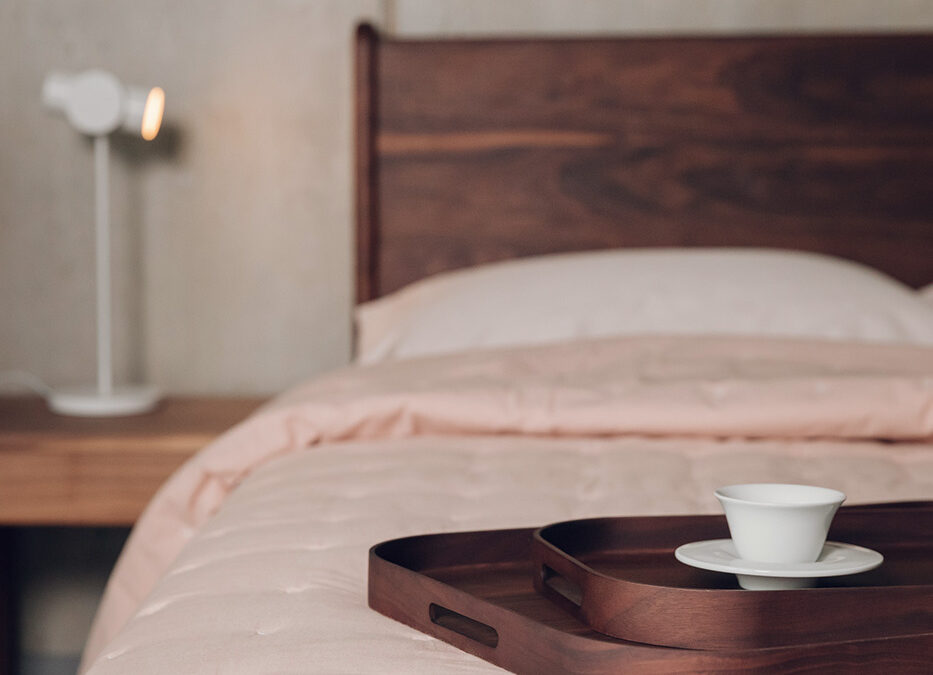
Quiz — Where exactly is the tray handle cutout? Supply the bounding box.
[429,603,499,648]
[541,565,583,607]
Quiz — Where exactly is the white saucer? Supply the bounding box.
[674,539,883,590]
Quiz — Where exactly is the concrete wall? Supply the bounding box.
[1,0,384,396]
[394,0,933,36]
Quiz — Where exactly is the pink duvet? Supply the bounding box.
[81,336,933,673]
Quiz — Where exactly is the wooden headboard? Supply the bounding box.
[355,25,933,303]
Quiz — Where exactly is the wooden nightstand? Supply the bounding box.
[0,396,264,526]
[0,395,265,675]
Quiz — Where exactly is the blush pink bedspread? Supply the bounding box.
[81,336,933,673]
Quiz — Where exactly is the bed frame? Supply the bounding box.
[355,25,933,303]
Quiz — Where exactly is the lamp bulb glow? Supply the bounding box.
[141,87,165,141]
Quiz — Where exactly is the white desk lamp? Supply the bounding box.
[42,69,165,416]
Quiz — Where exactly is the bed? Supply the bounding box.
[81,26,933,673]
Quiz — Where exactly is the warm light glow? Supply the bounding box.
[140,87,164,140]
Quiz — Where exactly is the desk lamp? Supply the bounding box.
[42,69,165,416]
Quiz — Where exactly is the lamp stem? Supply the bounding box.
[93,134,113,396]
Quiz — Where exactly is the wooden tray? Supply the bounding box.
[532,502,933,651]
[368,503,933,674]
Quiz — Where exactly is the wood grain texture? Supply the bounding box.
[369,504,933,674]
[0,396,263,526]
[356,24,379,305]
[355,28,933,301]
[533,504,933,650]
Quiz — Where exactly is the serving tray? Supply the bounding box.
[368,503,933,674]
[532,502,933,651]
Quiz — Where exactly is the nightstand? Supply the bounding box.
[0,395,265,675]
[0,396,264,526]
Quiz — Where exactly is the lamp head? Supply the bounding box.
[42,69,164,139]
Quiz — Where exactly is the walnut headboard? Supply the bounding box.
[355,25,933,303]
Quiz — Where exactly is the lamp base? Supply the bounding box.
[47,385,161,417]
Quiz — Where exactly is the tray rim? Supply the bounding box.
[530,502,933,650]
[368,513,933,674]
[535,507,931,594]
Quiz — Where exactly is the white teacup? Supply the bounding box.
[714,483,846,563]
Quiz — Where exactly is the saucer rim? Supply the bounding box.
[674,539,883,578]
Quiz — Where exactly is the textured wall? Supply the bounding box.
[393,0,933,36]
[1,0,931,399]
[0,0,383,396]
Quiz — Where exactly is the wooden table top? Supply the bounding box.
[0,396,265,526]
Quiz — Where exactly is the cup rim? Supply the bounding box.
[714,483,846,508]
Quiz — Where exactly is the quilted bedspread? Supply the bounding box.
[82,336,933,673]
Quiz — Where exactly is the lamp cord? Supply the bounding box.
[0,370,51,396]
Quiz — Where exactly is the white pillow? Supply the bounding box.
[355,248,933,364]
[922,284,933,306]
